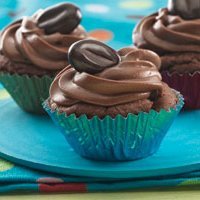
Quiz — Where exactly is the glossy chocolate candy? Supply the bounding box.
[168,0,200,19]
[38,3,81,34]
[68,40,120,74]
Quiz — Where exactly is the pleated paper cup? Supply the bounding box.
[0,72,54,114]
[162,71,200,110]
[43,91,184,161]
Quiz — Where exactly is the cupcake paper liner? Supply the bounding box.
[162,71,200,110]
[0,72,54,114]
[43,91,184,161]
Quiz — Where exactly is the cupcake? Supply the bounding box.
[133,0,200,109]
[0,3,87,114]
[44,39,183,161]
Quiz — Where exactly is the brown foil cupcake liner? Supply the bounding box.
[161,71,200,109]
[0,72,54,114]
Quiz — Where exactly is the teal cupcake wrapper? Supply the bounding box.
[44,91,184,161]
[0,72,54,114]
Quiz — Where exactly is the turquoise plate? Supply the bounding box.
[0,99,199,179]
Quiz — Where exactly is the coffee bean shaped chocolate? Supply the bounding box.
[37,3,81,34]
[168,0,200,19]
[68,40,120,74]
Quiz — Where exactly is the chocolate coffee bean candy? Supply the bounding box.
[38,3,82,34]
[168,0,200,19]
[68,40,120,74]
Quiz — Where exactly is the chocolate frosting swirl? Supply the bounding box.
[134,8,200,55]
[0,10,87,70]
[50,48,163,107]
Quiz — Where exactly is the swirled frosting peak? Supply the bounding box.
[0,3,87,70]
[134,8,200,55]
[50,40,163,107]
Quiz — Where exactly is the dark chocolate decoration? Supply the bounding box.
[68,40,120,74]
[168,0,200,19]
[37,3,82,34]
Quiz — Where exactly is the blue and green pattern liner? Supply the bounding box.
[43,91,184,161]
[0,73,54,114]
